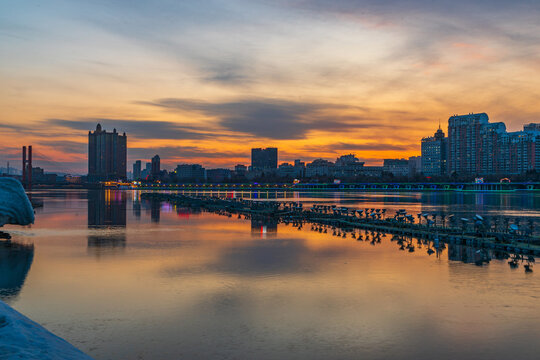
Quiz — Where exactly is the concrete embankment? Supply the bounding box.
[0,301,92,360]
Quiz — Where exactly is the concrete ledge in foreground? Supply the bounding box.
[0,300,93,360]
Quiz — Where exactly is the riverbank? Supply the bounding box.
[0,301,92,359]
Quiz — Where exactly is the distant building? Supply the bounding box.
[234,164,247,177]
[478,122,507,175]
[278,162,304,178]
[176,164,206,182]
[251,148,278,171]
[31,167,44,179]
[206,168,231,183]
[293,159,305,178]
[408,156,422,176]
[151,155,160,177]
[360,166,384,177]
[31,167,57,184]
[133,160,142,180]
[421,126,447,176]
[499,126,540,174]
[447,113,489,175]
[278,163,294,177]
[446,113,540,176]
[65,175,83,184]
[88,124,127,182]
[305,159,334,177]
[383,159,409,177]
[141,162,151,179]
[524,123,540,132]
[334,154,365,178]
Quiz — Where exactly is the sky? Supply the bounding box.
[1,0,540,174]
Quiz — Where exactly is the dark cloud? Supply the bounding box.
[129,146,246,161]
[332,142,417,151]
[142,98,380,139]
[200,60,254,86]
[38,140,87,155]
[0,124,19,130]
[298,142,417,157]
[47,118,213,140]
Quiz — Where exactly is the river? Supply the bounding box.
[2,189,539,359]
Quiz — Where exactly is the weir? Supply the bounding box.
[141,193,540,259]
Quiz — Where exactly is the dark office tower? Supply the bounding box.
[133,160,142,180]
[251,148,278,171]
[88,124,127,182]
[151,155,160,176]
[421,126,448,176]
[447,113,489,176]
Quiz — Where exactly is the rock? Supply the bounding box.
[0,178,34,227]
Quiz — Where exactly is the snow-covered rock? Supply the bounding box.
[0,301,93,359]
[0,178,34,227]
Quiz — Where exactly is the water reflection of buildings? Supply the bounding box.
[133,190,141,219]
[151,198,160,223]
[448,244,489,264]
[140,197,162,223]
[87,190,127,254]
[251,217,278,238]
[0,240,34,301]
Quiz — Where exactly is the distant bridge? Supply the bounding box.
[116,182,540,192]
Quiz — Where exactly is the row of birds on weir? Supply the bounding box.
[209,196,536,237]
[142,194,537,272]
[212,206,536,273]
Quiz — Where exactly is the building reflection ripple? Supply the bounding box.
[251,216,278,238]
[87,190,127,255]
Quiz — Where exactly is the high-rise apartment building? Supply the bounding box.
[251,148,278,171]
[133,160,142,180]
[88,124,127,182]
[429,114,539,177]
[151,155,160,177]
[448,113,489,175]
[500,126,540,174]
[421,126,447,176]
[478,122,506,175]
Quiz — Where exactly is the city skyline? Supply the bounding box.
[2,1,540,173]
[1,113,539,178]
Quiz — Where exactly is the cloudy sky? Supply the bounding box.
[1,0,540,173]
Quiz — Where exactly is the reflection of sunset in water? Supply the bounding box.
[3,189,540,359]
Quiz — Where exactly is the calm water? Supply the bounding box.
[2,189,540,360]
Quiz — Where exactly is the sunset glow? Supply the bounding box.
[2,1,540,173]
